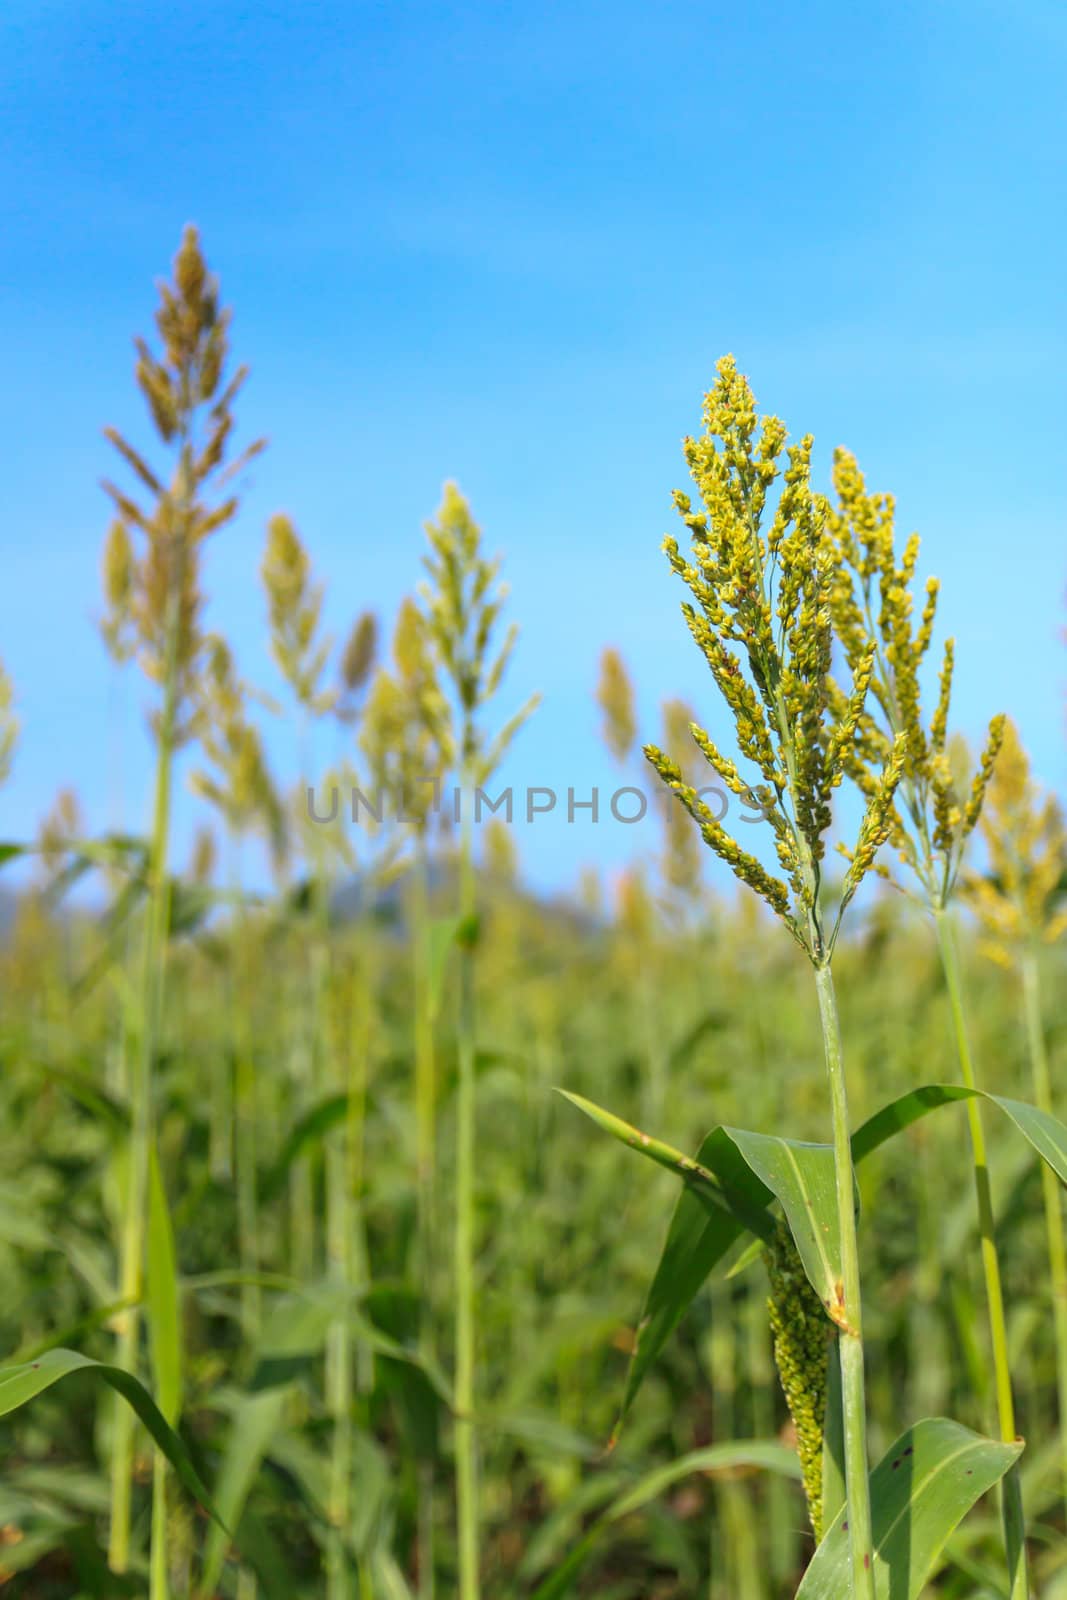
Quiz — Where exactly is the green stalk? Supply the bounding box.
[288,1013,317,1282]
[412,843,437,1600]
[323,937,352,1600]
[934,909,1028,1599]
[109,592,180,1573]
[813,960,875,1600]
[231,831,261,1343]
[1021,946,1067,1517]
[454,768,480,1600]
[150,1468,169,1600]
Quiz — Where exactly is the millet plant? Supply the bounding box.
[418,483,539,1600]
[559,357,1067,1600]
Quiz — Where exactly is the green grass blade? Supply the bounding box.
[722,1127,841,1318]
[198,1387,291,1598]
[795,1417,1023,1599]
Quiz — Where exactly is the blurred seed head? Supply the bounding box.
[596,648,636,765]
[0,657,17,786]
[262,514,335,719]
[99,225,265,743]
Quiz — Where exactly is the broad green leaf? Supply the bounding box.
[722,1126,842,1321]
[0,1349,221,1522]
[250,1283,351,1388]
[796,1417,1023,1599]
[853,1085,1067,1185]
[147,1145,182,1424]
[198,1386,291,1597]
[611,1123,775,1439]
[529,1441,800,1600]
[570,1078,1067,1447]
[560,1091,837,1435]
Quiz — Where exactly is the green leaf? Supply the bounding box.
[795,1417,1023,1599]
[147,1145,182,1424]
[559,1091,840,1435]
[198,1386,291,1598]
[721,1126,843,1321]
[426,915,463,1019]
[33,1060,130,1132]
[571,1080,1067,1448]
[852,1085,1067,1185]
[0,1349,221,1523]
[529,1441,800,1600]
[250,1283,350,1389]
[610,1124,775,1440]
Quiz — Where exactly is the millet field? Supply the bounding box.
[0,227,1064,1600]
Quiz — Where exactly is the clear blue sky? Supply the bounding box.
[1,0,1064,895]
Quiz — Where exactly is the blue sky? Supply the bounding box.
[1,0,1064,896]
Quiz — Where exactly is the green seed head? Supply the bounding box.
[764,1221,832,1540]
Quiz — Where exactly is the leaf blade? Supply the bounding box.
[796,1417,1023,1599]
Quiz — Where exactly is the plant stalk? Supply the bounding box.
[1021,946,1067,1518]
[454,773,480,1600]
[413,843,437,1600]
[109,591,180,1572]
[934,908,1028,1599]
[813,960,875,1600]
[230,830,260,1343]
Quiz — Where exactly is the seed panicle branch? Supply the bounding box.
[827,450,1004,907]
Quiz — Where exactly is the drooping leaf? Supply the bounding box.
[853,1084,1067,1186]
[721,1127,843,1323]
[795,1417,1023,1599]
[559,1091,840,1437]
[0,1349,221,1523]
